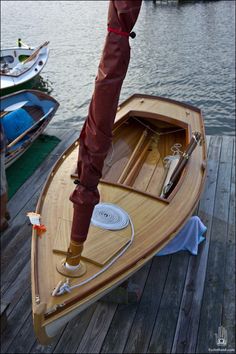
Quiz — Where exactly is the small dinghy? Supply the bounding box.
[31,94,207,344]
[0,41,49,90]
[0,89,59,167]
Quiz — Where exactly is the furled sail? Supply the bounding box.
[70,1,142,244]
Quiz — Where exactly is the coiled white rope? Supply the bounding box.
[91,202,130,230]
[53,203,134,296]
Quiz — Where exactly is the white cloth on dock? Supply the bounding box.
[156,216,207,256]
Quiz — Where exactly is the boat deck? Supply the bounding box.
[1,129,235,353]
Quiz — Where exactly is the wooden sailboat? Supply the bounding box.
[0,41,49,90]
[1,89,59,167]
[31,94,207,344]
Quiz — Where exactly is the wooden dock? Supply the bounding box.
[1,130,235,353]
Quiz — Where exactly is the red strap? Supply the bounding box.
[108,27,130,37]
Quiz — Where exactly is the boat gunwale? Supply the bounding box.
[0,89,59,106]
[118,93,202,114]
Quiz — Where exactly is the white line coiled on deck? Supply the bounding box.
[53,203,134,296]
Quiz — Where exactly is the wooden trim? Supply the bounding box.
[117,129,149,184]
[129,110,190,131]
[118,93,202,114]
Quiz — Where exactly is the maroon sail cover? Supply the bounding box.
[70,0,142,243]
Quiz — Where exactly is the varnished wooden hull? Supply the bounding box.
[31,94,207,344]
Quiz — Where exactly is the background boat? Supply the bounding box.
[31,94,207,344]
[0,41,49,90]
[1,89,59,167]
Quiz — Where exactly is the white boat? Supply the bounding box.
[0,41,49,90]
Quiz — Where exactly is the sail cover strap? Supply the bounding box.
[108,27,136,38]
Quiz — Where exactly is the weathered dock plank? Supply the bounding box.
[101,261,153,354]
[147,253,190,353]
[52,304,97,354]
[124,256,173,354]
[222,138,235,350]
[0,302,9,333]
[0,286,32,353]
[196,136,234,353]
[76,302,117,353]
[171,135,222,353]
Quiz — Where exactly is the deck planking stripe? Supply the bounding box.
[196,136,234,353]
[221,137,235,350]
[75,302,118,354]
[147,253,190,353]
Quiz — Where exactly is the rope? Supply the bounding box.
[91,202,130,230]
[133,117,185,136]
[163,143,183,168]
[52,203,135,296]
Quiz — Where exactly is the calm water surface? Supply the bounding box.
[1,1,235,135]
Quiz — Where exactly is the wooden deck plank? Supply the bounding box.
[123,256,172,353]
[147,253,190,353]
[1,261,30,316]
[52,304,97,354]
[100,261,152,354]
[29,331,63,354]
[196,136,233,353]
[75,302,117,353]
[5,312,35,354]
[171,135,222,353]
[221,137,235,350]
[1,223,32,296]
[0,287,32,353]
[0,302,10,333]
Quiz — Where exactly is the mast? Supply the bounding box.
[57,1,142,277]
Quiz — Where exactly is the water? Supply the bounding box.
[1,0,235,136]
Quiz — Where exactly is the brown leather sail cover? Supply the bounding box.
[70,1,142,242]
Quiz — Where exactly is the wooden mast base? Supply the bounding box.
[56,259,87,278]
